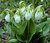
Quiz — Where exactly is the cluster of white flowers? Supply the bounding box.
[5,12,21,23]
[20,3,34,21]
[5,1,33,23]
[5,3,45,24]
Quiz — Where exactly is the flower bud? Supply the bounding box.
[5,14,10,22]
[14,15,21,23]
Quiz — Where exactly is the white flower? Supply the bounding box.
[14,15,21,23]
[5,14,10,22]
[25,12,32,20]
[41,0,43,2]
[35,11,43,20]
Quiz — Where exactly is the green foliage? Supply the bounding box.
[0,0,50,43]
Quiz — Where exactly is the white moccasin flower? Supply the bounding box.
[41,0,43,2]
[35,11,43,20]
[5,14,10,22]
[25,12,32,20]
[14,15,21,23]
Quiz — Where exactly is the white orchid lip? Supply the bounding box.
[35,11,43,20]
[25,12,32,20]
[14,15,21,23]
[5,14,10,22]
[41,0,43,2]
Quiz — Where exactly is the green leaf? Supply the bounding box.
[24,20,36,42]
[36,22,46,32]
[0,14,5,21]
[12,19,27,35]
[5,23,15,38]
[36,21,48,32]
[9,39,17,43]
[15,20,36,42]
[0,38,2,43]
[42,23,50,36]
[28,20,36,42]
[42,27,49,36]
[36,20,50,36]
[0,28,5,35]
[5,23,11,34]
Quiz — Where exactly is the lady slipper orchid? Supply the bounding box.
[14,15,21,23]
[25,12,32,20]
[5,14,10,22]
